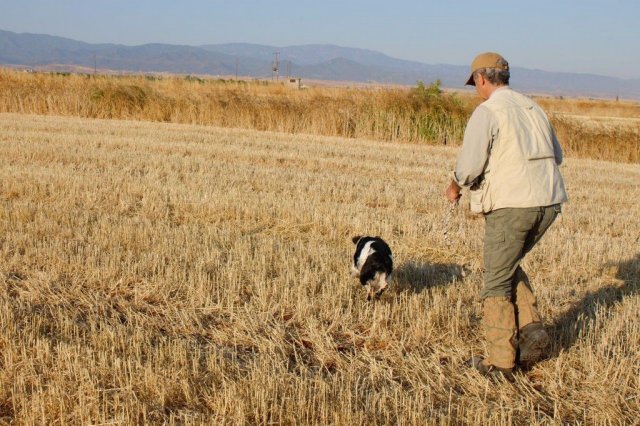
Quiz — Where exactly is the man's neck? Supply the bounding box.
[486,84,509,99]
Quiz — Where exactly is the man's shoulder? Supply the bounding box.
[483,87,537,111]
[472,101,495,116]
[468,104,495,127]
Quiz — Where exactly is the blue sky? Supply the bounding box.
[1,0,638,79]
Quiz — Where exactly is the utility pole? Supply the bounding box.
[272,51,280,81]
[287,60,291,79]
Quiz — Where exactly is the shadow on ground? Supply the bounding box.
[393,260,469,294]
[548,253,640,357]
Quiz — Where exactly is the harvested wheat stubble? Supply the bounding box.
[0,113,638,424]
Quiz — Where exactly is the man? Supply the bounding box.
[445,52,567,380]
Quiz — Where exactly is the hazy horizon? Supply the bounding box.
[1,0,639,80]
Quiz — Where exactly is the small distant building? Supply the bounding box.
[286,77,302,89]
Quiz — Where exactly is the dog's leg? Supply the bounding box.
[364,284,373,301]
[373,272,389,299]
[350,265,360,277]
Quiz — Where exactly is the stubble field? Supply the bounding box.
[0,112,639,424]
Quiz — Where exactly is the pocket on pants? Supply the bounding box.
[484,226,506,275]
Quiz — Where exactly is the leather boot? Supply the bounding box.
[518,323,551,368]
[466,356,515,382]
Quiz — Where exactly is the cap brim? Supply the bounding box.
[465,73,475,86]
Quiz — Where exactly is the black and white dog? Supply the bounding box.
[350,235,393,300]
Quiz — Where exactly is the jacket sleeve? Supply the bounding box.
[453,106,496,187]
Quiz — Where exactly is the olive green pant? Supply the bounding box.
[481,204,561,300]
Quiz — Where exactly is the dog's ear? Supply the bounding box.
[352,235,362,244]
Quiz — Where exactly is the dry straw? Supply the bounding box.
[1,112,638,424]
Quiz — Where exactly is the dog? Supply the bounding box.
[350,235,393,300]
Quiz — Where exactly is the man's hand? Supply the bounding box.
[445,180,462,203]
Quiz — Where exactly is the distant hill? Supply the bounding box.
[2,29,639,99]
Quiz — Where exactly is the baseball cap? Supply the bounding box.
[465,52,509,86]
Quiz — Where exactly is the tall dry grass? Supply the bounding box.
[551,114,640,163]
[0,70,468,145]
[1,113,638,424]
[2,69,638,163]
[536,95,640,118]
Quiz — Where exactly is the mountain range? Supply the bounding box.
[2,29,639,99]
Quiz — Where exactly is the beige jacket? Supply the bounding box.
[457,87,568,212]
